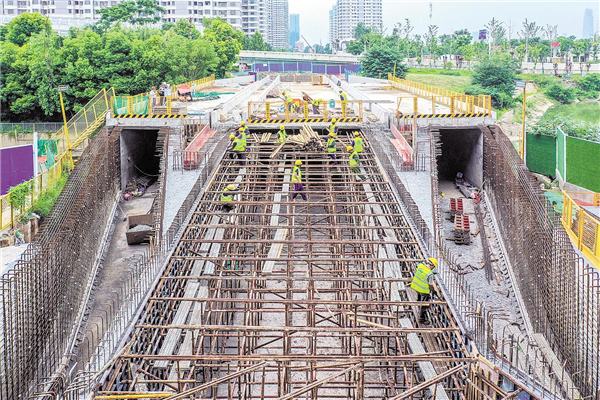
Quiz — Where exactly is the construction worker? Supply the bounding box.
[293,99,301,113]
[410,258,438,324]
[352,131,364,153]
[221,184,239,211]
[282,90,292,112]
[312,98,322,114]
[291,160,307,201]
[239,120,250,136]
[277,125,287,143]
[229,135,246,165]
[339,90,348,102]
[238,127,249,148]
[328,119,338,136]
[348,145,365,181]
[326,132,337,163]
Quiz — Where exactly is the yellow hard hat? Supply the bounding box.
[227,184,235,190]
[229,134,235,139]
[328,132,335,137]
[281,90,285,94]
[280,125,285,129]
[428,258,439,268]
[240,121,246,125]
[331,119,337,123]
[354,131,359,136]
[238,127,245,131]
[295,160,302,165]
[346,145,353,151]
[441,192,446,197]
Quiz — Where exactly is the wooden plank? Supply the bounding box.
[262,168,290,274]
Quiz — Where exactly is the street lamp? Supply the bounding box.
[57,85,73,166]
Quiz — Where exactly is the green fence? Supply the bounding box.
[112,96,149,115]
[526,128,600,192]
[525,133,556,177]
[566,136,600,192]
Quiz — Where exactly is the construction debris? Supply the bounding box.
[270,124,324,158]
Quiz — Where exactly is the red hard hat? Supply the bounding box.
[152,86,156,89]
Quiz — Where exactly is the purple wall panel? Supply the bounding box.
[269,63,284,72]
[298,62,311,72]
[284,62,297,72]
[313,64,326,73]
[327,65,341,75]
[345,64,360,72]
[0,145,34,195]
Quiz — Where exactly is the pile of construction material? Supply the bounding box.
[270,125,324,158]
[453,214,472,245]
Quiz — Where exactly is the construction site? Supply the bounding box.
[0,72,599,400]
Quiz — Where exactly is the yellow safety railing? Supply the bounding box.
[562,191,600,269]
[388,74,492,117]
[1,88,113,231]
[113,74,215,116]
[248,100,363,122]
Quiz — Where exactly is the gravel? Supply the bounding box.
[128,224,152,232]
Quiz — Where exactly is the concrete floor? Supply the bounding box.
[0,245,27,275]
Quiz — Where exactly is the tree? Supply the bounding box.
[353,23,371,41]
[202,18,245,77]
[519,18,540,62]
[362,46,407,79]
[245,31,268,51]
[173,19,200,39]
[470,54,519,108]
[346,40,363,55]
[96,0,165,32]
[485,18,505,53]
[5,12,51,46]
[424,25,439,66]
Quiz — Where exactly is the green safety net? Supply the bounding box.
[112,96,149,115]
[191,91,235,101]
[38,138,58,167]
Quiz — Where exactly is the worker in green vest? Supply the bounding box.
[328,119,338,136]
[220,184,239,211]
[291,159,307,201]
[339,90,348,102]
[312,98,322,114]
[277,125,287,143]
[326,133,337,163]
[282,90,292,112]
[410,257,438,324]
[352,131,364,153]
[229,135,246,165]
[347,145,365,181]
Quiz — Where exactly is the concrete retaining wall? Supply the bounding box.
[329,75,391,124]
[210,76,271,126]
[256,75,281,102]
[214,75,256,85]
[348,75,388,85]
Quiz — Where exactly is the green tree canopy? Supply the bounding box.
[5,12,51,46]
[202,18,245,77]
[362,46,408,79]
[95,0,165,32]
[245,31,268,51]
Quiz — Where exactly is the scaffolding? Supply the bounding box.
[90,128,535,398]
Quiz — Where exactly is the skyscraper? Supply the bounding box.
[289,14,300,48]
[242,0,268,39]
[583,8,594,39]
[329,0,383,49]
[267,0,289,49]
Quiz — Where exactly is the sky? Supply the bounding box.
[289,0,600,46]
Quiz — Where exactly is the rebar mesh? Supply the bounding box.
[0,127,120,399]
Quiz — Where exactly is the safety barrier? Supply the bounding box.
[388,74,492,117]
[0,88,113,231]
[248,99,363,123]
[562,191,600,269]
[112,74,216,117]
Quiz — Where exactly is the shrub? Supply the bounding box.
[545,83,577,104]
[32,174,68,218]
[530,115,600,142]
[465,84,514,109]
[443,61,453,70]
[440,70,461,76]
[576,73,600,92]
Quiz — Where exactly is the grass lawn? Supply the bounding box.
[405,73,472,92]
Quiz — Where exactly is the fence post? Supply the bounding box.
[265,102,270,120]
[450,97,455,115]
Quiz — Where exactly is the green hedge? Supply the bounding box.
[526,133,556,177]
[566,137,600,192]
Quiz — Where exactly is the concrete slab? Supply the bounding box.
[0,245,27,275]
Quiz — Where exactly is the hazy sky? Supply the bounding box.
[289,0,600,46]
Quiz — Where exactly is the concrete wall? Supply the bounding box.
[348,75,388,85]
[106,113,184,131]
[214,76,271,125]
[437,127,483,187]
[256,75,281,102]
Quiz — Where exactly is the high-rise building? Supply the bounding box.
[289,13,299,48]
[242,0,267,38]
[267,0,288,49]
[0,0,243,30]
[583,8,594,39]
[329,0,382,49]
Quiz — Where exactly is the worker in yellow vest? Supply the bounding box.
[282,90,292,112]
[348,145,365,181]
[328,119,338,136]
[352,131,364,153]
[312,98,322,114]
[410,257,438,324]
[291,160,307,201]
[277,125,287,144]
[326,133,337,163]
[229,135,247,165]
[339,90,347,102]
[220,184,239,211]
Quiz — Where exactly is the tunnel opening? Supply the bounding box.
[436,127,483,189]
[119,128,161,190]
